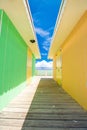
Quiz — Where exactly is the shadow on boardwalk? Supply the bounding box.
[22,78,87,130]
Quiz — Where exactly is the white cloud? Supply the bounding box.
[36,60,53,68]
[48,26,54,31]
[47,37,52,42]
[33,12,41,25]
[35,27,53,51]
[41,53,47,56]
[43,37,52,46]
[43,46,49,51]
[35,27,49,37]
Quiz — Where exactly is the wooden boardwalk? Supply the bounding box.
[0,78,87,130]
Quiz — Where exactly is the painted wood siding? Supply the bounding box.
[0,10,27,111]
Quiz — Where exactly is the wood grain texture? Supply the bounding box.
[0,78,87,130]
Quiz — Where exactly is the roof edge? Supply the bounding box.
[23,0,41,59]
[48,0,67,59]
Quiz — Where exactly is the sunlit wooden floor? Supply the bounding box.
[0,77,87,130]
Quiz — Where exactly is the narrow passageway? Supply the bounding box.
[0,78,87,130]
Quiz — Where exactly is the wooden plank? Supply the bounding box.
[1,118,87,128]
[0,78,87,130]
[0,126,87,130]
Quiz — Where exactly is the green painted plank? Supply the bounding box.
[0,10,28,111]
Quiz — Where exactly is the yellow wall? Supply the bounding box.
[27,48,32,83]
[61,11,87,110]
[53,55,56,81]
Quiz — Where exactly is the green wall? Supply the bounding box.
[0,10,27,111]
[32,54,36,76]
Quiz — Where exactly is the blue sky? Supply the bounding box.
[28,0,61,64]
